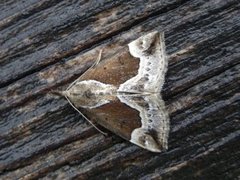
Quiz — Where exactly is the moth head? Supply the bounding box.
[128,31,160,57]
[130,128,161,153]
[60,80,117,108]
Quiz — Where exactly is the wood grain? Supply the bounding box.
[0,0,239,179]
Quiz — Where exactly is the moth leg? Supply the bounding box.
[67,49,103,91]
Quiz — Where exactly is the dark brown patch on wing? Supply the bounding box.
[80,99,142,141]
[80,47,139,87]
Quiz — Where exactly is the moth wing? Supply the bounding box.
[68,31,167,94]
[78,94,169,152]
[118,31,167,93]
[79,98,142,143]
[117,94,170,152]
[78,47,140,88]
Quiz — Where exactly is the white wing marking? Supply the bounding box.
[118,31,167,93]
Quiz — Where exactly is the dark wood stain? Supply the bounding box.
[0,0,239,179]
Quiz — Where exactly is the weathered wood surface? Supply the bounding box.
[0,0,239,179]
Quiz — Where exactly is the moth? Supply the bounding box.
[56,31,169,152]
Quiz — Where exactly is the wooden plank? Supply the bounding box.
[0,0,239,179]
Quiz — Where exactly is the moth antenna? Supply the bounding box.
[92,49,103,67]
[64,95,108,136]
[67,49,103,91]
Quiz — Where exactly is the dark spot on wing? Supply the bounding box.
[146,67,151,71]
[85,89,94,98]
